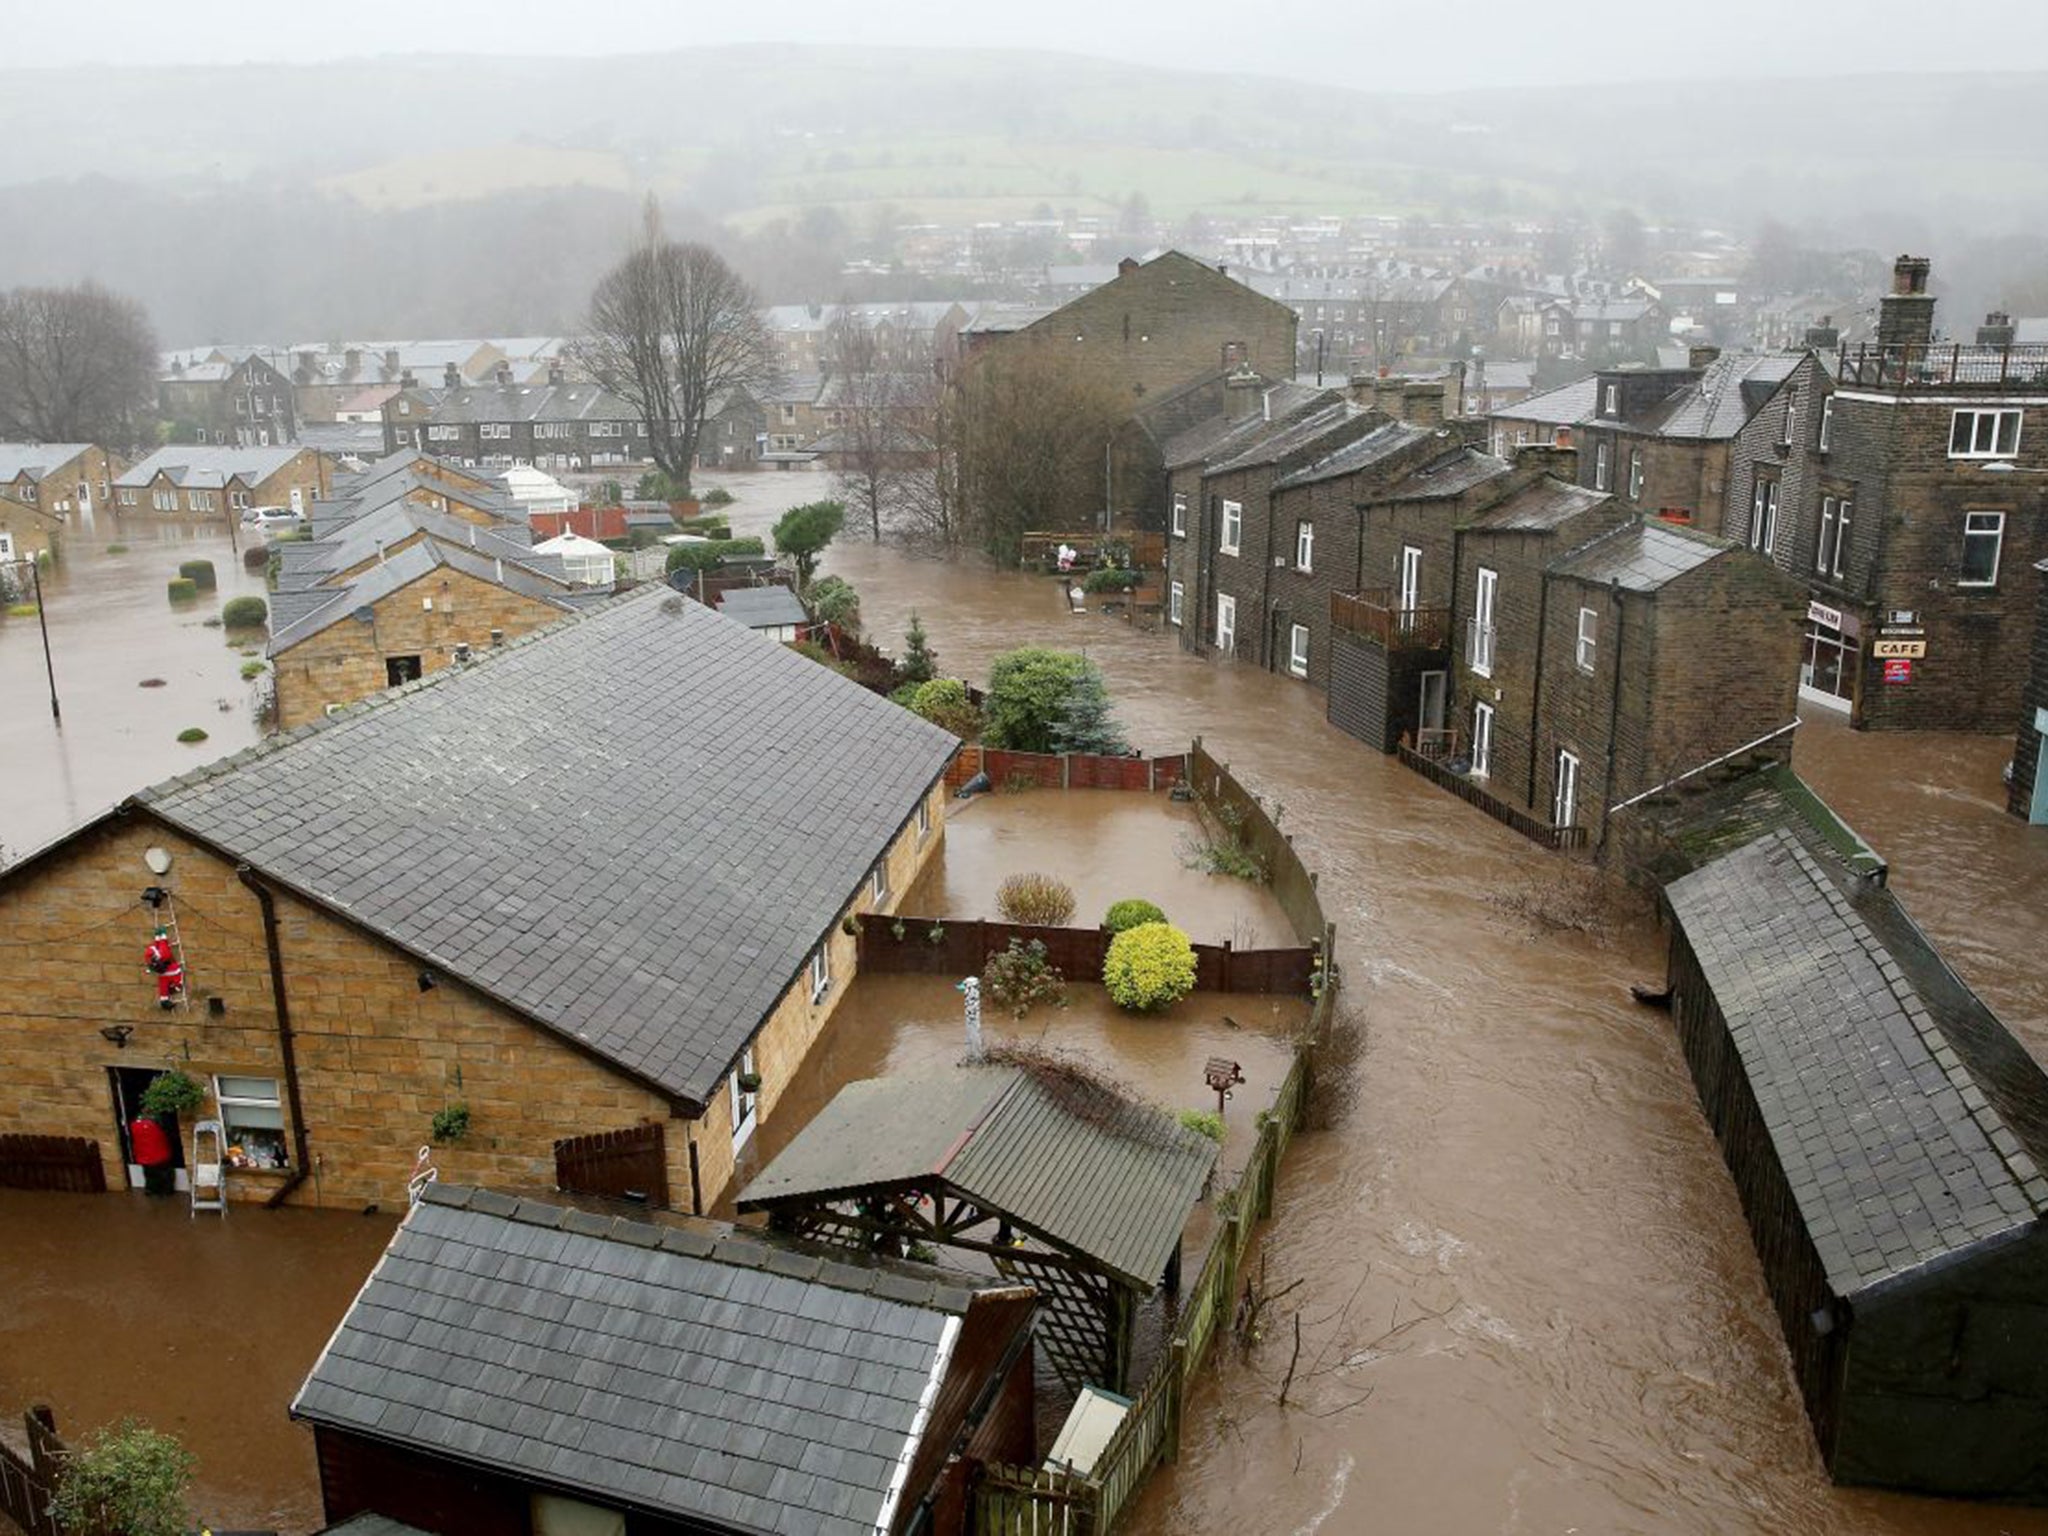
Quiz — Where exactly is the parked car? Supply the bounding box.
[241,505,303,531]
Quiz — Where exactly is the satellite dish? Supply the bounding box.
[143,847,173,875]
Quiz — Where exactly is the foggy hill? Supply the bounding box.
[1,46,2043,340]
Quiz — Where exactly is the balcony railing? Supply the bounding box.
[1330,589,1451,651]
[1835,342,2048,391]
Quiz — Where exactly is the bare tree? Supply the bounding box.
[0,282,159,449]
[575,201,777,491]
[956,345,1124,564]
[889,369,965,555]
[825,308,935,542]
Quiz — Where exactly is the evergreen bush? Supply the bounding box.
[221,595,268,627]
[177,559,217,591]
[1103,922,1197,1012]
[50,1418,194,1536]
[166,578,197,603]
[1103,898,1166,934]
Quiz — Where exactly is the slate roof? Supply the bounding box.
[1493,375,1601,428]
[406,381,638,425]
[279,501,552,593]
[1467,477,1609,532]
[116,444,305,489]
[718,586,810,630]
[1364,446,1506,501]
[266,538,578,655]
[1549,518,1732,592]
[1204,402,1363,476]
[1666,832,2048,1298]
[740,1066,1218,1289]
[1272,419,1434,491]
[0,443,96,481]
[1160,383,1335,471]
[135,587,958,1104]
[1633,354,1801,442]
[293,1185,1007,1536]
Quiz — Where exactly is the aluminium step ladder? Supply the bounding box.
[189,1118,228,1217]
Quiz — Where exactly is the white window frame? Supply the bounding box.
[1288,623,1309,678]
[1601,382,1618,416]
[870,858,889,903]
[1171,493,1186,537]
[1215,592,1237,653]
[1818,395,1833,452]
[1219,499,1242,557]
[1960,511,2005,587]
[1594,441,1611,491]
[1817,496,1853,579]
[1627,449,1643,500]
[214,1074,288,1169]
[1575,607,1597,672]
[1553,749,1580,828]
[729,1045,758,1148]
[808,943,832,1004]
[1295,520,1313,572]
[1948,408,2021,460]
[1397,545,1422,625]
[1749,476,1778,554]
[916,798,932,839]
[1169,580,1184,626]
[1471,701,1494,779]
[1470,567,1497,677]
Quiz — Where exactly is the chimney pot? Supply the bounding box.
[1878,256,1937,351]
[444,362,460,388]
[1689,344,1721,371]
[1978,311,2016,347]
[1891,255,1931,296]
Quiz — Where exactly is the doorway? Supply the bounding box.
[109,1066,188,1191]
[1554,749,1581,829]
[1418,671,1446,742]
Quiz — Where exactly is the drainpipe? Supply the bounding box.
[1526,555,1551,811]
[1595,584,1629,856]
[237,865,314,1207]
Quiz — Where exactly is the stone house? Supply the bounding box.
[0,442,123,521]
[0,490,63,570]
[2011,558,2048,823]
[1766,258,2048,731]
[0,588,956,1214]
[384,366,646,469]
[113,444,329,518]
[158,352,299,446]
[699,386,766,470]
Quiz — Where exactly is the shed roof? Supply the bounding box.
[718,585,810,630]
[294,1185,1006,1536]
[740,1066,1217,1289]
[1666,832,2048,1298]
[1549,517,1732,592]
[132,587,957,1105]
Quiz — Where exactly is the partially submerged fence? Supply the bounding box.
[968,748,1339,1534]
[1397,741,1588,851]
[0,1407,66,1536]
[857,916,1314,995]
[0,1136,106,1195]
[944,745,1189,795]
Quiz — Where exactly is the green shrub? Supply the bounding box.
[50,1418,194,1536]
[105,543,129,554]
[431,1102,470,1143]
[139,1069,205,1120]
[178,559,217,591]
[996,872,1076,926]
[982,938,1068,1017]
[176,727,209,743]
[900,613,937,684]
[984,649,1127,754]
[772,499,845,586]
[700,486,734,507]
[242,545,270,570]
[1177,1109,1225,1143]
[634,468,692,502]
[166,578,197,603]
[1103,899,1166,934]
[664,537,765,575]
[5,602,36,618]
[1103,922,1197,1012]
[806,575,859,630]
[788,638,855,677]
[1082,567,1139,593]
[910,678,981,738]
[240,660,266,680]
[221,595,268,628]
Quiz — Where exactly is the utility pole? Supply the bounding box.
[28,558,59,723]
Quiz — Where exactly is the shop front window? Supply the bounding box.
[215,1075,288,1169]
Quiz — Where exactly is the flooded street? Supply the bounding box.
[6,470,2046,1534]
[0,513,269,860]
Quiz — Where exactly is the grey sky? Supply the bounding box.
[12,0,2048,89]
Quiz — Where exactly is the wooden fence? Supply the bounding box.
[945,745,1189,795]
[1395,742,1588,851]
[967,744,1339,1533]
[552,1122,668,1208]
[0,1136,106,1195]
[0,1408,66,1536]
[857,918,1313,996]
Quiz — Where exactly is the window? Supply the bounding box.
[1949,408,2021,459]
[1818,396,1833,452]
[1593,441,1613,492]
[780,403,797,424]
[385,655,423,686]
[1816,496,1852,579]
[917,798,931,839]
[1470,567,1497,676]
[17,480,33,502]
[1576,607,1597,672]
[480,423,511,440]
[1216,593,1237,653]
[1220,499,1242,556]
[1289,623,1309,678]
[1601,383,1618,416]
[253,394,267,415]
[118,488,137,507]
[809,942,832,1004]
[1749,476,1779,554]
[1397,545,1421,625]
[1553,750,1580,828]
[1295,520,1314,572]
[426,425,460,441]
[729,1045,758,1148]
[870,859,889,903]
[1171,494,1186,537]
[534,422,573,440]
[1471,701,1494,778]
[1169,580,1184,626]
[1627,449,1643,500]
[1961,511,2005,586]
[215,1075,287,1169]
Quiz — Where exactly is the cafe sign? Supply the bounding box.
[1873,638,1927,659]
[1807,599,1844,630]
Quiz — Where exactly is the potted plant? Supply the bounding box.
[736,1070,763,1094]
[139,1069,205,1122]
[431,1102,471,1144]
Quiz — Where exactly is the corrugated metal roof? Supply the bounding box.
[741,1066,1218,1289]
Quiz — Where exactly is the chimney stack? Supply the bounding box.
[1978,311,2016,348]
[1118,256,1139,278]
[547,361,564,386]
[443,362,460,389]
[1399,381,1446,429]
[399,368,416,389]
[1878,255,1936,351]
[383,347,401,377]
[344,347,362,376]
[1513,442,1578,483]
[1688,344,1721,371]
[1224,367,1264,423]
[1804,314,1840,351]
[495,363,514,388]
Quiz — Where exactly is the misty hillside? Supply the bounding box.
[1,46,2043,340]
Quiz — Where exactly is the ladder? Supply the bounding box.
[144,892,191,1012]
[190,1118,228,1216]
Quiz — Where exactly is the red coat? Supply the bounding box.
[129,1116,173,1167]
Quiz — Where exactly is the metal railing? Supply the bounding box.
[1330,589,1451,651]
[1835,342,2048,390]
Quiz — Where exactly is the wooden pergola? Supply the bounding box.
[738,1064,1218,1392]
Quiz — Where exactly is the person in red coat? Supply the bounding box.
[130,1114,176,1196]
